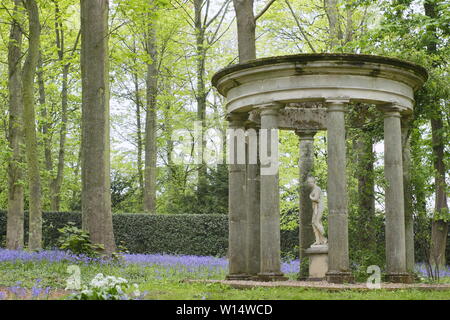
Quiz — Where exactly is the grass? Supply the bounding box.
[0,250,449,300]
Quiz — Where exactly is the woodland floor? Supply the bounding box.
[0,249,449,300]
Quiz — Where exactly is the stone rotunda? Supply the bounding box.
[212,53,428,284]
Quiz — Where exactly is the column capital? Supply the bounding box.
[378,103,408,115]
[227,112,248,127]
[383,110,402,119]
[245,121,260,130]
[325,99,349,112]
[258,102,284,115]
[295,130,317,140]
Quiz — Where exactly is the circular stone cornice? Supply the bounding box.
[211,53,428,114]
[212,53,428,90]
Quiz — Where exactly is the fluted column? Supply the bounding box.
[384,109,410,283]
[325,100,353,284]
[246,125,260,276]
[257,103,287,281]
[226,113,249,280]
[296,130,317,279]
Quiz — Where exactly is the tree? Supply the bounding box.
[22,0,42,250]
[188,0,232,204]
[143,1,158,213]
[49,0,81,211]
[424,0,449,267]
[6,0,24,250]
[80,0,115,253]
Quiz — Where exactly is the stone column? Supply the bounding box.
[246,125,261,276]
[401,116,415,274]
[226,113,250,280]
[325,100,353,284]
[296,130,317,279]
[258,103,287,281]
[384,109,410,283]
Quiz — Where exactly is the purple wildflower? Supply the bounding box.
[31,286,43,298]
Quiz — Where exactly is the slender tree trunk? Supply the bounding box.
[424,0,448,267]
[194,0,208,202]
[50,62,69,211]
[324,0,341,49]
[143,9,158,214]
[80,0,115,253]
[50,2,79,211]
[163,83,174,180]
[6,0,24,250]
[133,72,144,197]
[353,130,376,248]
[22,0,42,251]
[430,117,448,266]
[37,57,53,175]
[232,0,256,61]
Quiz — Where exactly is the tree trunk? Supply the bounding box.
[194,0,208,202]
[133,71,144,198]
[80,0,115,253]
[324,0,341,49]
[22,0,42,251]
[143,9,158,214]
[50,3,80,211]
[430,117,448,266]
[424,0,448,267]
[37,56,53,175]
[232,0,256,61]
[353,130,376,248]
[50,62,69,211]
[6,0,24,250]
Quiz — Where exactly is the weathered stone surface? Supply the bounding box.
[213,54,428,285]
[249,107,327,131]
[258,104,286,281]
[305,244,329,280]
[212,53,427,114]
[226,113,250,280]
[246,126,260,276]
[402,117,415,273]
[325,101,353,284]
[384,110,407,277]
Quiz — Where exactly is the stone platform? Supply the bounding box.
[189,280,450,291]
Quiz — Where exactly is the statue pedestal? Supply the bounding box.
[305,244,328,281]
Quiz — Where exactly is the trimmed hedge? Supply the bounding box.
[0,211,298,258]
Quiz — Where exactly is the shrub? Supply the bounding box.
[69,273,142,300]
[57,222,104,257]
[0,211,298,258]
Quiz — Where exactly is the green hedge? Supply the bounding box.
[0,211,298,258]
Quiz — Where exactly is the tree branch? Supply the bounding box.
[284,0,316,52]
[255,0,276,21]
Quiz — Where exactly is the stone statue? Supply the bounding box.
[307,177,327,245]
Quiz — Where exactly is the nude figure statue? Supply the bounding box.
[307,176,327,246]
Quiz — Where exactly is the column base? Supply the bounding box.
[326,271,354,284]
[385,273,414,284]
[226,274,251,281]
[254,272,289,282]
[305,277,326,282]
